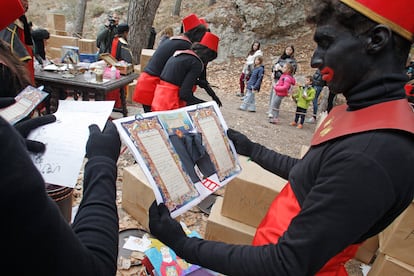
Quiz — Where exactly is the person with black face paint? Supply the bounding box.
[148,0,414,275]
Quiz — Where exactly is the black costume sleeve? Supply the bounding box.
[250,143,299,180]
[164,131,414,276]
[0,117,119,275]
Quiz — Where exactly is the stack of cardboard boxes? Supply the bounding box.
[44,13,97,61]
[204,156,287,244]
[368,201,414,275]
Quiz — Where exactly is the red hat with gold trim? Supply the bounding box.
[0,0,25,30]
[182,13,202,32]
[199,32,219,53]
[340,0,414,41]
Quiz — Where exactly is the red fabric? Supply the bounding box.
[111,37,119,59]
[253,183,360,276]
[405,83,413,96]
[151,80,185,111]
[0,0,24,30]
[105,37,123,109]
[311,99,414,146]
[132,72,160,106]
[340,0,413,40]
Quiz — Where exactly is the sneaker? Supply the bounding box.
[238,106,246,111]
[305,117,316,124]
[297,124,303,129]
[267,113,273,118]
[236,93,244,97]
[269,118,278,124]
[290,122,297,126]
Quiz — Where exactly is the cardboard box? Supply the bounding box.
[140,49,155,71]
[379,202,414,266]
[220,156,287,228]
[100,53,134,75]
[78,38,97,54]
[205,197,256,245]
[368,253,414,276]
[355,235,379,264]
[48,34,78,49]
[122,164,155,230]
[45,46,63,60]
[127,79,137,104]
[46,13,66,31]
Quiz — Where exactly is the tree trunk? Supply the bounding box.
[128,0,161,65]
[74,0,87,37]
[172,0,182,16]
[208,0,216,6]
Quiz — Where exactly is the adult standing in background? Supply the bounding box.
[96,11,120,54]
[132,13,207,113]
[107,23,133,109]
[148,0,414,275]
[236,40,262,97]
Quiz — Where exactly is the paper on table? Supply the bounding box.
[28,100,115,188]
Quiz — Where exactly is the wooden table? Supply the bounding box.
[35,70,138,116]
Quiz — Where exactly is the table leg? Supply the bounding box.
[120,86,127,117]
[44,87,60,114]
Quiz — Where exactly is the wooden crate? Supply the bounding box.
[99,53,134,75]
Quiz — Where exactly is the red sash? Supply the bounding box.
[253,183,360,276]
[151,80,186,111]
[254,99,414,275]
[312,99,414,146]
[132,72,161,106]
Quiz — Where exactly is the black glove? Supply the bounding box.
[227,128,255,157]
[211,94,222,107]
[14,115,56,153]
[203,84,223,107]
[0,97,16,108]
[149,201,188,254]
[86,120,121,162]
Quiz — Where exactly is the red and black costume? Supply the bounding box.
[151,49,204,111]
[132,36,193,110]
[170,75,414,275]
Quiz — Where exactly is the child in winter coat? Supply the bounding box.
[290,75,316,129]
[268,62,296,124]
[239,56,264,112]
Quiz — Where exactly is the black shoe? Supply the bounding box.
[236,93,244,97]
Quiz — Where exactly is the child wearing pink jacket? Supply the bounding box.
[268,62,296,124]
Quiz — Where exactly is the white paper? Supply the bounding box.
[28,100,115,188]
[123,235,152,252]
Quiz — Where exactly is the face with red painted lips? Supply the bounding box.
[310,18,371,95]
